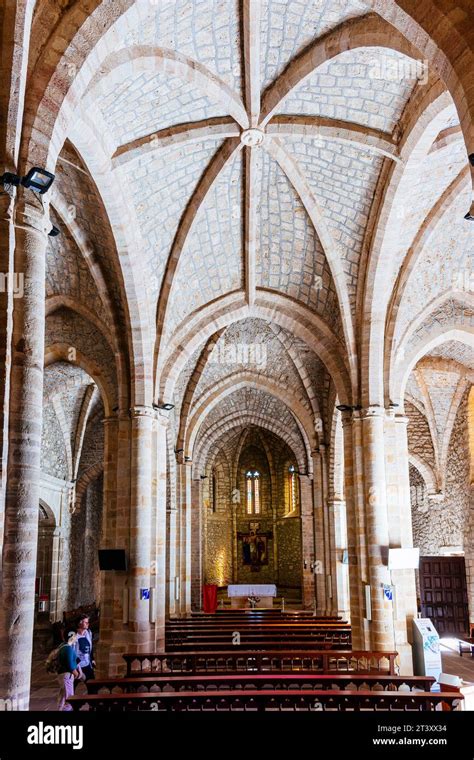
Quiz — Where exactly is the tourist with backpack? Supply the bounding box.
[47,631,80,711]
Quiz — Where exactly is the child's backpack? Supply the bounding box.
[45,643,66,674]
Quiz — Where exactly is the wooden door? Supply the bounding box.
[419,556,469,635]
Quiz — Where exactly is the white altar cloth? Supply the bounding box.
[227,584,277,597]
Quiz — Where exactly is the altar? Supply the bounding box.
[227,584,277,609]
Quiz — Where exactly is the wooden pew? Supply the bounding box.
[68,689,462,712]
[164,639,351,654]
[166,618,350,631]
[123,650,399,676]
[163,638,351,651]
[87,672,435,695]
[183,609,345,623]
[165,620,352,649]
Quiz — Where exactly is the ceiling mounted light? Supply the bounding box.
[1,166,55,194]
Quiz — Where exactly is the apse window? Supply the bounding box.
[246,470,260,515]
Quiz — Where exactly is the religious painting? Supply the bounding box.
[241,531,268,567]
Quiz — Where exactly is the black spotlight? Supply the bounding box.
[153,402,174,411]
[1,167,55,194]
[464,208,474,222]
[336,404,352,412]
[468,154,474,166]
[48,225,60,237]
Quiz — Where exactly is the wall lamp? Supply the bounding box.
[153,402,174,411]
[1,167,55,194]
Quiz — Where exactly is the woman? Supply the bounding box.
[57,631,79,711]
[74,614,95,682]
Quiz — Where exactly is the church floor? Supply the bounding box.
[28,640,474,711]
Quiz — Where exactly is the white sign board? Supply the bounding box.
[388,547,420,570]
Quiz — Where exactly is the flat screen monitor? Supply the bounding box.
[98,549,128,571]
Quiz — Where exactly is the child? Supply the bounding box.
[57,631,80,711]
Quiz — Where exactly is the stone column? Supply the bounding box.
[0,191,14,565]
[190,476,202,611]
[390,413,417,674]
[341,412,364,647]
[320,444,334,614]
[96,416,119,673]
[48,527,61,623]
[467,388,474,626]
[0,191,51,708]
[128,405,154,651]
[177,461,192,614]
[311,450,326,615]
[361,407,395,652]
[331,498,350,620]
[107,414,131,676]
[326,499,339,616]
[152,412,168,649]
[299,473,315,609]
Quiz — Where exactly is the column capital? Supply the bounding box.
[360,405,386,420]
[0,189,14,220]
[129,404,157,419]
[13,189,51,238]
[102,415,119,427]
[176,453,192,466]
[326,498,345,508]
[156,408,171,426]
[394,414,409,426]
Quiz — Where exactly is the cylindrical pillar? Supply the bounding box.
[299,473,315,609]
[341,412,364,647]
[331,498,350,620]
[96,416,119,673]
[361,407,395,652]
[190,476,202,611]
[177,462,192,614]
[153,412,168,648]
[128,405,154,650]
[392,413,417,674]
[0,191,14,566]
[311,450,326,615]
[0,192,50,709]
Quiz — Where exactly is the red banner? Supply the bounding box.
[202,584,218,614]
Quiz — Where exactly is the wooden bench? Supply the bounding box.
[458,638,474,657]
[163,637,351,651]
[87,672,434,695]
[165,622,352,649]
[124,650,399,676]
[167,622,350,629]
[169,615,347,621]
[68,689,462,712]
